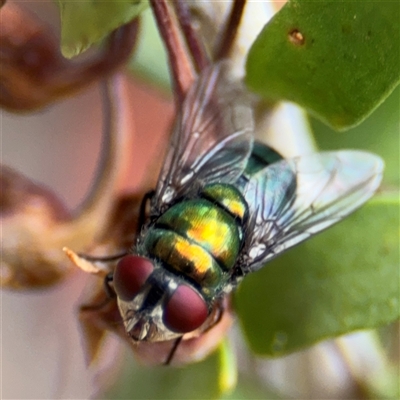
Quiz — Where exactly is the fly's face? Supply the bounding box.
[112,255,210,342]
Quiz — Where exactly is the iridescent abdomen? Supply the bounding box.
[142,184,247,290]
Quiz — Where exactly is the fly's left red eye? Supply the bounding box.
[113,255,154,301]
[163,285,208,333]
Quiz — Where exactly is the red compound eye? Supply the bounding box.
[163,285,208,333]
[113,256,154,301]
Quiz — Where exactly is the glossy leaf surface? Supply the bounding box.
[246,0,400,130]
[235,196,399,356]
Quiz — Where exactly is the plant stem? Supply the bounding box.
[172,0,210,72]
[150,0,196,105]
[214,0,247,61]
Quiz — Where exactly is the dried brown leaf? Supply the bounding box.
[2,75,133,289]
[1,166,74,288]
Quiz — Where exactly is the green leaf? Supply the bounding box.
[234,196,399,356]
[57,0,149,58]
[246,0,400,130]
[106,340,236,399]
[311,85,400,187]
[221,376,282,400]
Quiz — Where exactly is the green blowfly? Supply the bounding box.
[100,63,384,364]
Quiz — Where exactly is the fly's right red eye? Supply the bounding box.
[113,256,154,301]
[163,284,208,333]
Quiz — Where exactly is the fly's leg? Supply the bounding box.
[137,190,155,237]
[80,273,116,313]
[103,272,116,298]
[78,190,155,322]
[75,252,129,263]
[76,190,155,310]
[164,336,183,366]
[64,246,128,280]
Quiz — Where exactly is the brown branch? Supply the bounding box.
[172,0,210,72]
[214,0,247,61]
[150,0,196,105]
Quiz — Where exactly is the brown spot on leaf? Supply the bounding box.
[289,29,305,45]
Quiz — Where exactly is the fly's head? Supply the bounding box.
[112,255,210,342]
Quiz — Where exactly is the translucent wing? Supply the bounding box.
[151,62,254,214]
[242,150,384,272]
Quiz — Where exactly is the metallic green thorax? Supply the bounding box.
[143,184,247,293]
[141,142,284,295]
